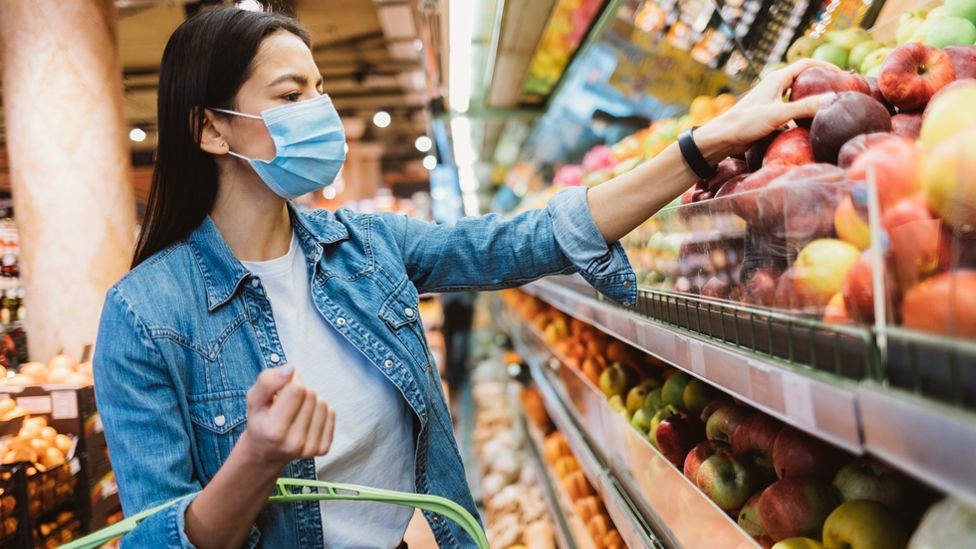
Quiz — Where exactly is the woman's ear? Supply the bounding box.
[196,107,230,156]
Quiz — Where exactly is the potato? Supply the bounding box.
[39,426,57,443]
[54,434,72,455]
[40,447,64,469]
[19,362,48,384]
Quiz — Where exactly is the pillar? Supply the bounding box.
[344,142,386,201]
[0,0,136,361]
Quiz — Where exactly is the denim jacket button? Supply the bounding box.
[270,353,281,363]
[384,359,393,368]
[251,278,260,288]
[214,415,226,427]
[623,280,632,289]
[336,317,347,326]
[404,307,415,318]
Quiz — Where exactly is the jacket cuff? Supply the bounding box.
[546,186,637,307]
[164,495,261,549]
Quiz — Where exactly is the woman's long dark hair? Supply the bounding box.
[132,8,309,267]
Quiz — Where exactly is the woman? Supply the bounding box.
[93,7,832,549]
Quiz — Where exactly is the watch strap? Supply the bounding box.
[678,126,717,179]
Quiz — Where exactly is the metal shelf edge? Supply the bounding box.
[523,279,864,453]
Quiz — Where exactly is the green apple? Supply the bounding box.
[947,0,976,25]
[661,372,692,408]
[682,379,721,416]
[787,35,825,62]
[643,387,664,411]
[864,65,882,78]
[625,378,659,415]
[599,362,636,398]
[630,404,656,433]
[608,394,626,413]
[924,16,976,47]
[824,27,872,51]
[772,537,824,549]
[813,43,850,69]
[696,452,759,511]
[912,7,948,43]
[896,9,928,44]
[648,404,680,449]
[859,47,892,75]
[849,40,881,74]
[822,500,908,549]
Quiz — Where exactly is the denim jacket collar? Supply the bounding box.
[187,205,350,312]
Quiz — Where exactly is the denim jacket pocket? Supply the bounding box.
[188,391,248,481]
[378,278,431,371]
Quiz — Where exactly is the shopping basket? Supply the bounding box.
[59,478,489,549]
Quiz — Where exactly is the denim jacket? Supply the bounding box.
[92,186,637,548]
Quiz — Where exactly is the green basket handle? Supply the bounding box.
[58,478,489,549]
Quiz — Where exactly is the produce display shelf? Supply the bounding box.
[521,416,586,549]
[521,278,863,453]
[504,303,758,549]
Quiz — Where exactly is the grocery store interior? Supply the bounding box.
[0,0,975,547]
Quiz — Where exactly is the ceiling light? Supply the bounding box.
[372,111,391,128]
[128,128,146,143]
[413,39,424,51]
[415,136,433,152]
[449,0,472,113]
[322,186,338,200]
[422,155,437,170]
[236,0,262,11]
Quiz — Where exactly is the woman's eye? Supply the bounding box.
[283,92,301,102]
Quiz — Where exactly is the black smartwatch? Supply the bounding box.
[678,126,717,179]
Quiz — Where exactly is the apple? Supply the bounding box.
[649,404,681,448]
[891,113,923,140]
[740,491,767,537]
[811,92,892,164]
[626,378,659,415]
[608,394,626,415]
[865,76,896,114]
[902,270,976,338]
[879,44,956,112]
[860,48,893,77]
[834,195,871,250]
[832,458,912,512]
[945,45,976,79]
[851,41,882,74]
[683,439,729,479]
[732,413,783,469]
[947,0,976,24]
[682,379,721,416]
[848,139,922,210]
[643,387,665,411]
[825,28,872,51]
[701,157,750,193]
[631,404,656,433]
[700,276,731,300]
[731,164,796,226]
[790,67,870,103]
[920,79,976,147]
[924,17,976,48]
[772,427,844,480]
[599,363,637,398]
[743,267,781,307]
[813,43,850,69]
[787,36,825,63]
[654,409,705,466]
[706,403,752,443]
[840,252,900,323]
[922,128,976,230]
[699,398,733,423]
[911,7,948,43]
[883,195,942,289]
[792,239,862,309]
[837,132,903,170]
[757,164,846,240]
[661,371,692,408]
[747,130,785,171]
[759,478,840,542]
[697,450,760,511]
[772,538,824,549]
[764,128,815,167]
[896,10,928,44]
[822,292,853,324]
[822,500,908,549]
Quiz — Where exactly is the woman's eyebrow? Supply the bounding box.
[267,73,308,87]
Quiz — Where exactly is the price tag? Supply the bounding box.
[782,375,816,430]
[51,390,79,419]
[749,360,781,409]
[17,395,51,415]
[688,343,706,377]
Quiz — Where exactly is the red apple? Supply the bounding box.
[684,439,730,480]
[945,45,976,80]
[701,276,731,300]
[743,267,781,308]
[840,253,885,323]
[758,164,846,242]
[747,130,784,171]
[699,398,734,423]
[791,68,871,126]
[706,403,752,443]
[697,450,760,512]
[764,128,815,167]
[879,44,956,112]
[731,164,796,226]
[758,478,840,542]
[865,76,896,114]
[883,195,942,290]
[837,133,904,170]
[902,270,976,338]
[732,413,783,470]
[701,157,750,193]
[891,113,923,140]
[739,491,767,537]
[822,292,853,325]
[811,92,892,164]
[847,139,922,211]
[655,409,706,466]
[771,427,844,480]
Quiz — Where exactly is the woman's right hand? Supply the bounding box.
[239,363,336,467]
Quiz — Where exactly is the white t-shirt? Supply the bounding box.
[242,232,415,548]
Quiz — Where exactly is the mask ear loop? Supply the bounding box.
[207,107,264,161]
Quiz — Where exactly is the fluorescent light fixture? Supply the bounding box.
[415,136,433,152]
[128,128,146,143]
[448,0,472,113]
[422,155,437,170]
[372,111,391,128]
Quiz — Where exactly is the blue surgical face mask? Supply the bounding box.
[211,94,346,199]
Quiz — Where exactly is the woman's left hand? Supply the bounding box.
[694,59,840,163]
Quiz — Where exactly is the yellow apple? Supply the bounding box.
[834,195,871,250]
[793,239,861,308]
[920,81,976,147]
[773,538,824,549]
[822,500,907,549]
[922,128,976,231]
